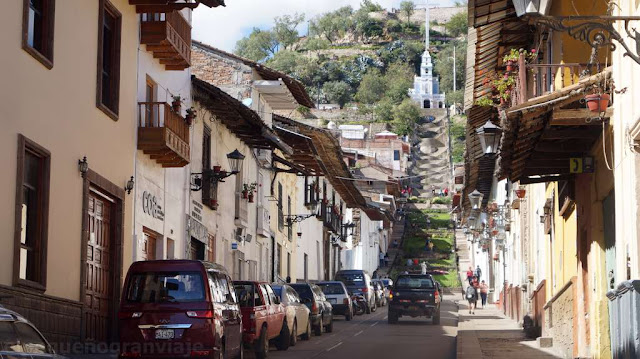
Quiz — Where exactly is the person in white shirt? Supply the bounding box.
[420,261,427,274]
[379,252,385,267]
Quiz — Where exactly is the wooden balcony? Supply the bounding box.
[510,53,599,107]
[140,11,191,70]
[137,102,190,167]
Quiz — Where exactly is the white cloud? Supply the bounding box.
[192,0,457,52]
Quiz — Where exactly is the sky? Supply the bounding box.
[192,0,458,52]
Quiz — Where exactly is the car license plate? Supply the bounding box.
[155,329,174,340]
[408,306,419,311]
[328,298,337,304]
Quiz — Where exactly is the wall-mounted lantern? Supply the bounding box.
[125,176,135,195]
[476,120,502,155]
[469,189,484,210]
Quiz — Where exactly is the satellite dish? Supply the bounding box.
[241,98,253,107]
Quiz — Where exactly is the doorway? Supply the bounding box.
[141,228,158,260]
[603,190,616,290]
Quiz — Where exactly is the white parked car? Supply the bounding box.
[272,284,312,346]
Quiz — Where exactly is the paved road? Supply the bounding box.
[255,294,459,359]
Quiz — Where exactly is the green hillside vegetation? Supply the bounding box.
[234,1,468,135]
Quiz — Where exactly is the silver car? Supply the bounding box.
[0,305,68,358]
[272,284,312,346]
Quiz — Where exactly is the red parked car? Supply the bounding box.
[118,260,243,359]
[233,281,289,359]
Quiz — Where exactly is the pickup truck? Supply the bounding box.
[233,281,289,358]
[387,274,441,325]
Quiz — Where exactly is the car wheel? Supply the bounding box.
[365,303,372,314]
[301,317,311,341]
[314,316,323,336]
[290,320,297,347]
[432,310,441,325]
[388,311,399,324]
[255,325,268,359]
[275,320,290,351]
[325,316,334,333]
[371,300,377,312]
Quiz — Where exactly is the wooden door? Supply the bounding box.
[141,232,156,261]
[85,191,114,342]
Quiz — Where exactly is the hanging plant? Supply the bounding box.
[515,189,526,199]
[475,96,495,107]
[185,107,196,125]
[171,95,182,113]
[248,192,254,203]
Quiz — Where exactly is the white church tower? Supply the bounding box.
[409,3,446,109]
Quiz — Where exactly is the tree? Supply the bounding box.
[384,63,414,104]
[310,6,353,44]
[391,98,421,135]
[374,98,394,122]
[433,39,467,104]
[323,81,353,108]
[400,1,416,23]
[273,13,305,50]
[234,28,278,62]
[445,11,468,37]
[360,0,383,13]
[266,50,302,75]
[356,69,387,104]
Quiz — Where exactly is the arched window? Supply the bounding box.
[424,100,431,108]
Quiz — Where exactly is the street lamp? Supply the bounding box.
[469,189,484,210]
[226,149,245,173]
[512,0,551,17]
[476,120,502,155]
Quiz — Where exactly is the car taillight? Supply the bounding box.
[361,287,368,293]
[399,299,411,303]
[186,310,213,319]
[416,299,429,303]
[343,298,350,305]
[311,302,318,313]
[389,291,393,299]
[118,312,142,319]
[435,291,440,300]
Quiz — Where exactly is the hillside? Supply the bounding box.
[233,1,468,135]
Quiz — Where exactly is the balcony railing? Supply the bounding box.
[320,201,340,234]
[140,11,191,70]
[511,53,599,107]
[257,205,270,238]
[137,102,190,167]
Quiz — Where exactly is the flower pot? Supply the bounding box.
[297,232,302,238]
[248,193,254,203]
[213,165,221,172]
[242,190,248,199]
[185,114,194,126]
[210,199,218,210]
[506,60,515,72]
[585,94,610,112]
[515,189,526,199]
[172,100,181,113]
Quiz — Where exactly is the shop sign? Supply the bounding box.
[142,191,164,221]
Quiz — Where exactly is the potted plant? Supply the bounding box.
[171,95,182,113]
[503,48,520,71]
[210,199,218,210]
[185,107,196,125]
[515,189,526,199]
[297,231,303,238]
[475,96,495,107]
[585,80,612,112]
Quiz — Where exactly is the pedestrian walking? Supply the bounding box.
[420,261,427,274]
[465,280,479,314]
[406,258,413,267]
[444,188,449,196]
[466,267,474,285]
[384,253,390,267]
[475,265,482,282]
[392,239,399,248]
[379,251,385,267]
[428,241,434,252]
[479,280,488,308]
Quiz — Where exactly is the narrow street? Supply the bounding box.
[260,294,459,359]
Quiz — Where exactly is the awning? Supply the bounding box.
[274,115,367,209]
[192,76,292,154]
[496,68,612,183]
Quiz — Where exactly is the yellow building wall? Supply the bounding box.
[546,183,578,298]
[548,0,609,89]
[0,0,138,301]
[587,131,615,359]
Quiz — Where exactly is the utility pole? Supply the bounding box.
[448,45,457,92]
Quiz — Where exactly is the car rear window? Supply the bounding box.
[335,273,365,286]
[233,283,264,307]
[318,283,344,295]
[126,271,205,303]
[290,284,312,299]
[396,276,435,289]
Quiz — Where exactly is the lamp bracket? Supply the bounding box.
[284,214,316,226]
[534,15,640,66]
[190,169,238,192]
